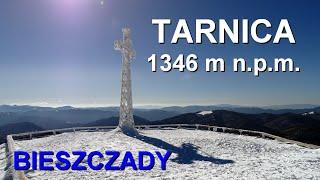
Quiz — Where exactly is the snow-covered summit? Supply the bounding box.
[302,111,315,116]
[9,129,320,179]
[197,111,213,115]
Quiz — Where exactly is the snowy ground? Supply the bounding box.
[10,129,320,179]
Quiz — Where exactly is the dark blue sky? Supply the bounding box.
[0,0,319,107]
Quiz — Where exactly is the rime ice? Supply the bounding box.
[114,28,138,135]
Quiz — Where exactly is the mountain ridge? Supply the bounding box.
[151,110,320,145]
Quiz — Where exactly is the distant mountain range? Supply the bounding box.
[75,110,320,145]
[0,122,43,144]
[0,106,178,128]
[0,104,320,145]
[151,110,320,145]
[160,105,320,114]
[84,115,150,127]
[0,104,319,129]
[0,104,319,115]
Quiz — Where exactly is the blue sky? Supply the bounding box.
[0,0,319,107]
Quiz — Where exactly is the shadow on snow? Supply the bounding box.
[128,132,234,165]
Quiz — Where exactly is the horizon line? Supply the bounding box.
[1,103,319,109]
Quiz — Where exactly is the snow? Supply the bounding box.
[302,111,315,116]
[0,144,7,179]
[197,111,213,115]
[12,129,320,179]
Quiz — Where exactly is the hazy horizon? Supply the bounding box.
[1,103,319,109]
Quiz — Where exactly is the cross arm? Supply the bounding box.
[114,40,123,51]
